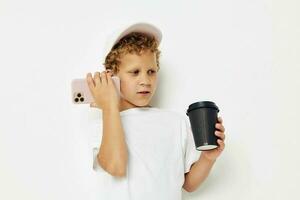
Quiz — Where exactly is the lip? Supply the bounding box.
[137,91,150,93]
[137,91,150,95]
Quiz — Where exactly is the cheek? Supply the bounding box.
[152,78,158,87]
[120,79,135,93]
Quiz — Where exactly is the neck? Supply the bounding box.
[119,99,152,112]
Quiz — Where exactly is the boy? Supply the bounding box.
[86,22,226,200]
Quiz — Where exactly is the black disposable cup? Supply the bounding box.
[186,101,220,151]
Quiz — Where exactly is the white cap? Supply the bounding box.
[101,22,163,65]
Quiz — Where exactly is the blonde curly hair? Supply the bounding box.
[103,32,161,74]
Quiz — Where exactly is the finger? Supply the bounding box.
[217,139,225,150]
[105,69,113,78]
[215,123,225,132]
[106,70,113,84]
[101,71,108,85]
[86,73,95,89]
[219,124,225,132]
[218,116,223,123]
[94,71,101,85]
[105,69,112,74]
[215,131,225,140]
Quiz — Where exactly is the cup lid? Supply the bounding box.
[186,101,219,116]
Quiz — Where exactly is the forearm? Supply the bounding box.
[183,154,216,192]
[97,106,128,176]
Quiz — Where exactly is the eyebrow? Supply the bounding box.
[128,66,156,71]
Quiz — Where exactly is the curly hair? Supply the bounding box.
[103,32,161,74]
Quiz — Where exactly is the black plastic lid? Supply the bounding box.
[186,101,219,116]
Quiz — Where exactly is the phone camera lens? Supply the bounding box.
[77,93,81,97]
[80,97,84,102]
[74,98,79,102]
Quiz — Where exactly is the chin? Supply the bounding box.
[134,101,150,107]
[133,99,152,107]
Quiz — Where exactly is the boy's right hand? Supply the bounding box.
[86,70,120,110]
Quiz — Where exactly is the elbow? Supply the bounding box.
[110,168,127,177]
[183,185,195,193]
[107,163,127,177]
[183,173,195,193]
[98,156,127,177]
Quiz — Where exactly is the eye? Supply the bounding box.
[150,70,156,74]
[131,70,156,75]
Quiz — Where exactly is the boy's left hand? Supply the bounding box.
[200,116,226,162]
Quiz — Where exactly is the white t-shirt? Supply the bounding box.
[89,107,201,200]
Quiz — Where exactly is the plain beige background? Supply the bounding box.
[0,0,299,199]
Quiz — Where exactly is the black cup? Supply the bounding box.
[186,101,220,151]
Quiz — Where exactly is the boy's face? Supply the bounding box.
[115,50,158,111]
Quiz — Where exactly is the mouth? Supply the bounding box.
[137,91,150,95]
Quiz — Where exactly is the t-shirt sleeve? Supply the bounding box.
[181,116,201,174]
[92,147,105,172]
[88,121,105,172]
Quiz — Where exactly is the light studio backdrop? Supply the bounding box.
[0,0,299,199]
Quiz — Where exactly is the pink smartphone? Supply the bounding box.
[71,76,121,104]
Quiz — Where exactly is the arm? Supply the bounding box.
[182,154,216,192]
[183,116,226,192]
[97,106,128,177]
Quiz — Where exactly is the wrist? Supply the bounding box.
[102,104,119,113]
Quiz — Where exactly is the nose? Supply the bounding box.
[139,72,151,87]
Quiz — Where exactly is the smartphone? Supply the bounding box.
[71,76,121,104]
